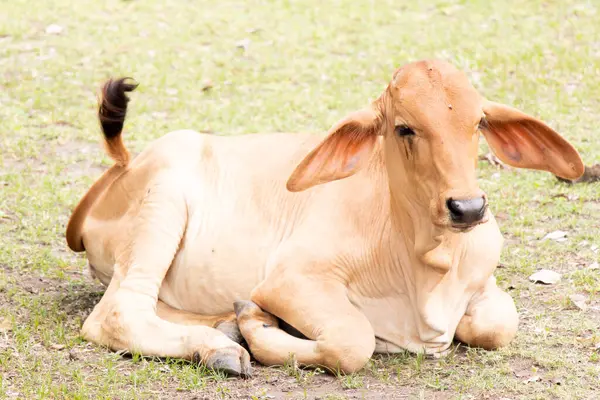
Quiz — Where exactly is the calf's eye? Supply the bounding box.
[395,125,415,137]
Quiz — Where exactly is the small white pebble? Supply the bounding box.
[45,24,63,35]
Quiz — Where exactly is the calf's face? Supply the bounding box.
[287,60,584,232]
[384,61,487,231]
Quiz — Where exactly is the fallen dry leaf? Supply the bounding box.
[575,335,596,346]
[542,230,567,242]
[479,152,510,169]
[0,318,12,332]
[551,377,563,385]
[495,211,509,221]
[551,193,579,201]
[201,79,213,91]
[513,368,531,378]
[568,294,587,311]
[235,38,251,50]
[529,269,561,285]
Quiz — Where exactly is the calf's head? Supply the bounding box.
[287,60,584,231]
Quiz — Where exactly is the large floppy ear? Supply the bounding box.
[481,100,584,180]
[286,106,383,192]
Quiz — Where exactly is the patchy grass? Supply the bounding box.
[1,0,599,398]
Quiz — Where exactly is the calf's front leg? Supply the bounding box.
[455,276,518,349]
[156,300,244,345]
[235,265,376,374]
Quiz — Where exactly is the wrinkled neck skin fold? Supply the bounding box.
[368,141,501,353]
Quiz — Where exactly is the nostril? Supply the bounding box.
[446,198,464,218]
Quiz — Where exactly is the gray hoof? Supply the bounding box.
[215,320,245,345]
[233,300,261,317]
[204,347,253,379]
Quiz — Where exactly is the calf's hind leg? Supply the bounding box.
[455,276,519,349]
[80,176,251,377]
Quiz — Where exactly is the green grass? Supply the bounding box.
[1,0,599,399]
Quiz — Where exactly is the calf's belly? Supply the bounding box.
[158,246,267,316]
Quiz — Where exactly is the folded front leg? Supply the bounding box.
[156,300,244,345]
[455,276,519,350]
[236,266,375,374]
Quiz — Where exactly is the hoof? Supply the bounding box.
[202,347,253,379]
[233,300,278,329]
[215,320,246,345]
[233,300,261,318]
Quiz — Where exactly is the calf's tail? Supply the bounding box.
[98,77,138,166]
[65,77,138,252]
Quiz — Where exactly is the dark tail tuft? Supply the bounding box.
[98,77,138,166]
[99,77,138,139]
